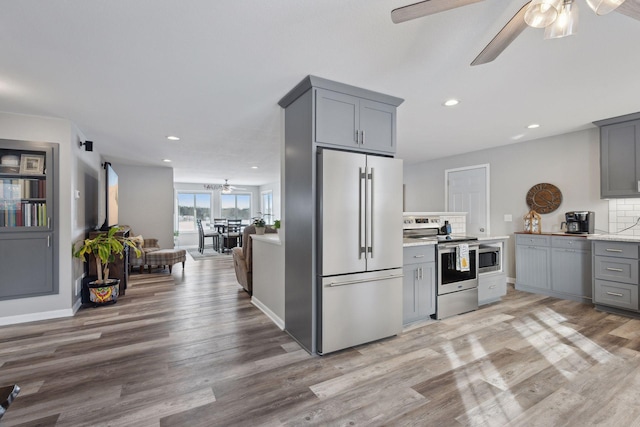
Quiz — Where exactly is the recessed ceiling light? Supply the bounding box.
[162,159,172,162]
[443,99,460,107]
[166,135,180,141]
[511,134,525,140]
[527,124,540,129]
[251,166,258,169]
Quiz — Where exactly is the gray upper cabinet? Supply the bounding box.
[315,89,397,154]
[0,139,58,300]
[595,112,640,198]
[280,75,403,156]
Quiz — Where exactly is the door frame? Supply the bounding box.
[444,163,491,235]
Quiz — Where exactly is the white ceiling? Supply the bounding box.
[1,1,639,186]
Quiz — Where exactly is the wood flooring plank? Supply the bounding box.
[3,255,640,426]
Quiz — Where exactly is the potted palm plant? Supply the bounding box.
[73,226,140,304]
[252,217,266,235]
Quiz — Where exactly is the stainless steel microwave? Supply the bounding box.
[478,245,500,273]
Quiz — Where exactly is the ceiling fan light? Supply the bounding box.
[585,0,625,15]
[544,0,578,39]
[525,0,563,28]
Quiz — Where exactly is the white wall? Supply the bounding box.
[403,128,609,278]
[113,163,174,248]
[0,111,95,325]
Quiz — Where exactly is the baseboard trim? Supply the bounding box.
[0,308,75,326]
[251,297,285,330]
[507,276,516,284]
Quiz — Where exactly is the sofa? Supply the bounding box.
[232,225,277,294]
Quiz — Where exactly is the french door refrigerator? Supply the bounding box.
[317,148,403,354]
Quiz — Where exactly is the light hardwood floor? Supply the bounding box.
[2,255,640,426]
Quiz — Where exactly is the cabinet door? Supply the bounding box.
[0,231,53,299]
[403,264,420,324]
[516,245,551,290]
[359,99,396,154]
[551,248,592,298]
[315,89,359,149]
[600,120,640,198]
[419,262,435,317]
[479,273,507,305]
[402,261,435,324]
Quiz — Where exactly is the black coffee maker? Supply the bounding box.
[565,211,594,234]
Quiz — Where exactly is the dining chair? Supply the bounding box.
[197,219,219,253]
[223,219,243,253]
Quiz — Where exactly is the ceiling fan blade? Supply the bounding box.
[391,0,484,24]
[616,0,640,21]
[471,1,531,66]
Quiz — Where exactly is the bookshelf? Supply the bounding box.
[0,139,58,300]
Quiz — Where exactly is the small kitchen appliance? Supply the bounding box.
[565,211,594,234]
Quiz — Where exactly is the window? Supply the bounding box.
[177,192,211,232]
[261,191,273,221]
[221,193,251,221]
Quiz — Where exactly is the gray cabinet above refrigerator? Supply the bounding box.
[279,75,404,354]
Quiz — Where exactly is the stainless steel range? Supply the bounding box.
[403,215,479,319]
[436,240,479,319]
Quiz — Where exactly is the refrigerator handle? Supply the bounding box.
[359,167,367,259]
[367,167,374,258]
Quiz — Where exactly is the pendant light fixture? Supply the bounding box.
[585,0,625,15]
[544,0,579,39]
[525,0,563,27]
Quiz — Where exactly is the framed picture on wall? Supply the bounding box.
[19,154,45,175]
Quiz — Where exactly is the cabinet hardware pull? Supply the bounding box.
[355,130,359,144]
[637,180,640,193]
[489,285,496,289]
[413,254,425,258]
[47,217,51,229]
[47,235,50,247]
[362,130,365,144]
[326,274,404,287]
[606,267,624,272]
[605,248,623,252]
[606,291,624,297]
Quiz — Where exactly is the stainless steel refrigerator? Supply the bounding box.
[317,148,403,354]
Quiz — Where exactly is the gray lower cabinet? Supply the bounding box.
[516,234,591,303]
[0,139,57,300]
[551,237,592,299]
[515,235,551,291]
[479,272,507,305]
[595,112,640,198]
[403,245,435,324]
[592,240,640,313]
[0,231,53,299]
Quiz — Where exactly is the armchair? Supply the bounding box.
[232,225,277,294]
[129,234,161,273]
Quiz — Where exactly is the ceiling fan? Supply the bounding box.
[203,179,246,193]
[391,0,640,65]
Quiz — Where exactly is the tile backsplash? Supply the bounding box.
[609,199,640,236]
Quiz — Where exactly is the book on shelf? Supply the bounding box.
[0,202,46,227]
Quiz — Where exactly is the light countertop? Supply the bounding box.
[403,235,509,247]
[251,234,282,245]
[587,234,640,243]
